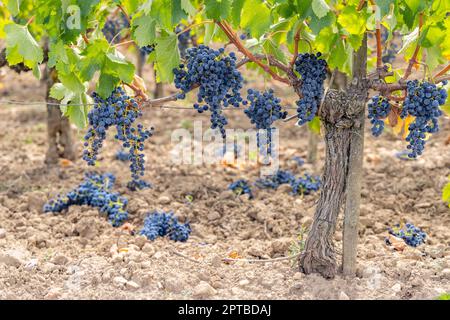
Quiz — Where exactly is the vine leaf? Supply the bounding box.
[132,14,157,47]
[155,34,180,82]
[241,0,271,39]
[4,23,43,78]
[204,0,231,20]
[50,83,90,129]
[311,0,330,19]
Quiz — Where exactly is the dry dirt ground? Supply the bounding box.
[0,62,449,300]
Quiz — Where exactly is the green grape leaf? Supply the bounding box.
[337,6,368,35]
[139,0,153,14]
[309,11,335,34]
[204,0,231,20]
[132,14,157,47]
[155,34,180,83]
[105,53,135,84]
[230,0,245,26]
[241,0,271,38]
[171,0,187,25]
[6,0,20,16]
[307,116,321,135]
[50,83,90,129]
[404,0,426,13]
[97,72,119,99]
[376,0,395,18]
[181,0,196,16]
[4,23,43,76]
[442,178,450,207]
[262,39,288,64]
[295,0,313,19]
[311,0,330,19]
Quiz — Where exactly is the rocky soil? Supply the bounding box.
[0,64,449,300]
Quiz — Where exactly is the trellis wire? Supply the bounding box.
[0,99,298,110]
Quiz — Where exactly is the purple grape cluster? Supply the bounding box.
[244,89,287,155]
[173,45,244,138]
[43,173,128,227]
[388,222,426,247]
[295,52,328,125]
[102,15,129,44]
[83,87,153,190]
[175,24,191,59]
[140,211,191,242]
[368,95,391,137]
[115,149,129,161]
[255,170,296,189]
[401,80,448,158]
[139,44,155,56]
[290,174,321,195]
[228,179,253,199]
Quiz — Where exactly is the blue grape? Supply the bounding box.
[43,173,128,227]
[255,170,296,189]
[388,222,426,247]
[228,179,253,199]
[244,89,287,155]
[368,95,391,137]
[83,87,154,190]
[175,24,192,59]
[127,179,151,191]
[173,45,244,139]
[400,80,447,158]
[115,149,129,162]
[139,44,155,56]
[102,14,129,44]
[294,52,328,125]
[140,211,191,242]
[290,174,321,195]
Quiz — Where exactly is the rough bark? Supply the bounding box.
[44,67,76,165]
[299,36,368,279]
[342,35,368,276]
[136,50,145,77]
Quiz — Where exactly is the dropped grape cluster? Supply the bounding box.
[140,211,191,242]
[255,170,295,189]
[244,89,287,155]
[43,173,128,227]
[255,170,321,196]
[115,149,129,162]
[173,45,244,138]
[228,180,253,199]
[290,174,321,196]
[400,80,448,158]
[368,95,391,137]
[83,87,153,190]
[295,53,328,125]
[388,223,426,247]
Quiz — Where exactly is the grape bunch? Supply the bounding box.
[388,222,426,247]
[228,180,253,199]
[140,211,191,242]
[173,45,244,138]
[43,173,128,227]
[255,170,296,189]
[175,24,191,59]
[115,149,129,162]
[290,174,321,195]
[400,80,448,158]
[83,87,154,190]
[244,89,287,155]
[139,44,155,56]
[294,52,328,125]
[368,95,391,137]
[102,15,129,44]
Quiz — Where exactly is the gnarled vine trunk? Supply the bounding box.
[299,35,368,278]
[44,67,76,165]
